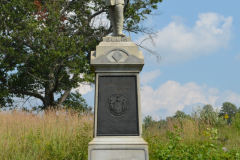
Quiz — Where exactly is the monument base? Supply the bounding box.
[88,138,149,160]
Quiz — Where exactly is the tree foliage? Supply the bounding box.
[143,115,153,128]
[63,91,92,112]
[219,102,238,124]
[173,110,190,119]
[0,0,163,109]
[220,102,238,118]
[192,104,226,127]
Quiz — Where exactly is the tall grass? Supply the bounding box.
[0,109,93,160]
[1,109,240,159]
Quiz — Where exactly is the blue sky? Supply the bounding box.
[82,0,240,119]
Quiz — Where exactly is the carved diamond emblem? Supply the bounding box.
[112,50,123,62]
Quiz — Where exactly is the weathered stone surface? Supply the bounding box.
[90,39,144,72]
[106,49,129,63]
[102,37,131,42]
[112,50,123,62]
[104,0,125,37]
[92,38,142,59]
[88,138,149,160]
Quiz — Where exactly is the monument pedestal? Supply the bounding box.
[89,138,148,160]
[89,37,149,160]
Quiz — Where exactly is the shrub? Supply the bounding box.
[145,126,239,160]
[192,105,227,127]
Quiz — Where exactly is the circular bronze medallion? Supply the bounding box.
[105,94,130,117]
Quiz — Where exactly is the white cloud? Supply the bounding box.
[140,69,162,85]
[87,2,110,30]
[141,81,218,119]
[141,71,240,119]
[218,90,240,105]
[72,83,94,95]
[65,5,110,33]
[90,12,110,30]
[137,12,233,64]
[67,73,94,95]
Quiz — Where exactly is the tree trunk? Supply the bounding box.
[56,88,72,108]
[42,70,56,109]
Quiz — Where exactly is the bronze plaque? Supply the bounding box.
[97,75,139,136]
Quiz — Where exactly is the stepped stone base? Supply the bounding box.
[88,138,149,160]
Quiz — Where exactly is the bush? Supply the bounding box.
[145,126,240,160]
[192,105,227,127]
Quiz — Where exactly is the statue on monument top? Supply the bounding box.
[104,0,127,37]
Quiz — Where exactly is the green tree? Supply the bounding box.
[202,104,214,113]
[219,102,238,124]
[143,115,154,128]
[63,91,92,113]
[192,104,226,127]
[0,0,162,109]
[173,110,189,119]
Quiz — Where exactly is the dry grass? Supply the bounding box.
[0,109,93,160]
[1,109,240,159]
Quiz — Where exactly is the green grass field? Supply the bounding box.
[0,109,240,159]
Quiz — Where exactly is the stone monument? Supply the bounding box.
[88,1,148,160]
[105,0,126,37]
